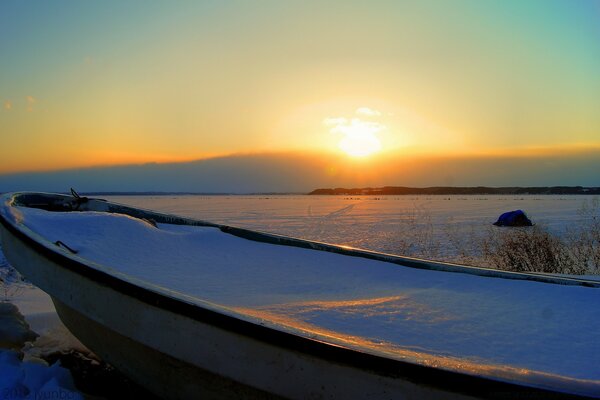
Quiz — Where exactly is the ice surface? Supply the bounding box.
[105,194,598,262]
[8,205,600,396]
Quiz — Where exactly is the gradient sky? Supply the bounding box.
[1,1,600,182]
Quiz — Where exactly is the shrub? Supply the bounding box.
[480,225,585,274]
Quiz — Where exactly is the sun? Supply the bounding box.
[338,130,381,157]
[339,129,382,157]
[324,114,385,157]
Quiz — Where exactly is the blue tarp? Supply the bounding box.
[493,210,533,227]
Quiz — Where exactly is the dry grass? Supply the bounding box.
[392,206,440,260]
[480,225,585,274]
[392,198,600,275]
[564,198,600,274]
[441,217,481,266]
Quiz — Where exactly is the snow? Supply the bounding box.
[8,205,600,396]
[105,194,598,262]
[0,350,82,400]
[0,261,89,358]
[0,303,37,350]
[1,245,88,399]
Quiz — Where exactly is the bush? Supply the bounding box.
[480,225,586,274]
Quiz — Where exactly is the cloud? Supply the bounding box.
[328,118,386,136]
[323,117,347,126]
[1,150,599,193]
[4,101,12,111]
[356,107,381,117]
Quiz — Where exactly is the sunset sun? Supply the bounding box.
[324,108,385,157]
[338,128,382,157]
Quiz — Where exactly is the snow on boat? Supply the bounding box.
[1,192,599,400]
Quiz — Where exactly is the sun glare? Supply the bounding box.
[324,108,385,157]
[338,128,382,157]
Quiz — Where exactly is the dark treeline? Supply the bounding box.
[309,186,600,195]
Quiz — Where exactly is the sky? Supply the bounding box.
[1,0,599,190]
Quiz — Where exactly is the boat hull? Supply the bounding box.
[1,223,481,400]
[51,298,278,400]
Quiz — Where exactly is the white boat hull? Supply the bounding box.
[1,223,478,400]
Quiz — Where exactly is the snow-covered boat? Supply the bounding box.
[0,191,599,399]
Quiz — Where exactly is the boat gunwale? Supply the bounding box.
[0,191,597,400]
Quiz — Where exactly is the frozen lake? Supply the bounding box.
[105,194,598,264]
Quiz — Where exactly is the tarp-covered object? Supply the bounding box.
[493,210,533,227]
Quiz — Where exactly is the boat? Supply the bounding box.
[0,191,599,399]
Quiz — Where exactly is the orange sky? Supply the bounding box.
[1,1,599,180]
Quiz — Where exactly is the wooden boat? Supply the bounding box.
[1,191,599,399]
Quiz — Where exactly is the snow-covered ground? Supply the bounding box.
[1,194,598,398]
[1,242,89,399]
[0,350,83,400]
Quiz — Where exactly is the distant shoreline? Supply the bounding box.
[308,186,600,195]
